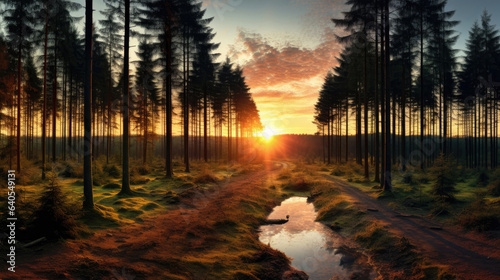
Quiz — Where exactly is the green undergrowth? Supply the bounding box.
[308,159,500,231]
[0,157,261,241]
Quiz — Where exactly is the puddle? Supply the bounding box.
[259,197,374,280]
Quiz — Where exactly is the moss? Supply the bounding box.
[141,202,161,211]
[102,183,121,189]
[164,190,180,204]
[79,204,124,228]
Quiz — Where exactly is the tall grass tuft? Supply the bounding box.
[194,166,218,184]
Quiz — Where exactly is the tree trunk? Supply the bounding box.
[165,18,173,177]
[52,36,58,162]
[83,0,94,209]
[364,43,369,179]
[383,0,392,192]
[401,65,406,171]
[420,9,424,169]
[121,0,132,194]
[183,29,190,172]
[17,43,22,173]
[374,0,380,182]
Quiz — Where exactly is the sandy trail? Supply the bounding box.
[322,174,500,280]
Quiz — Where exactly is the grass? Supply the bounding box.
[0,157,248,239]
[311,160,500,230]
[0,157,302,279]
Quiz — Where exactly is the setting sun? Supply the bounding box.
[262,127,276,141]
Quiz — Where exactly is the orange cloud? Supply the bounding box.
[230,28,342,134]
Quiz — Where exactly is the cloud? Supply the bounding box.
[228,28,342,133]
[230,28,341,89]
[295,0,347,32]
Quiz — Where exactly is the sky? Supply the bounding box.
[201,0,500,135]
[73,0,500,135]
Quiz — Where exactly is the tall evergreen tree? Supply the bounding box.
[2,0,37,173]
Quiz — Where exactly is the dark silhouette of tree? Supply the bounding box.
[333,0,379,179]
[134,40,160,164]
[459,11,500,169]
[24,54,42,160]
[83,0,93,209]
[99,0,123,164]
[2,0,37,173]
[121,0,132,194]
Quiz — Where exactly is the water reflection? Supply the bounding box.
[258,197,373,280]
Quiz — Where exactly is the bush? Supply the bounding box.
[477,170,490,187]
[416,174,430,184]
[284,178,312,192]
[429,155,458,203]
[194,167,218,184]
[130,174,150,185]
[456,194,500,232]
[14,159,41,185]
[29,174,78,239]
[430,202,450,216]
[282,171,313,192]
[458,212,500,232]
[345,162,362,176]
[128,163,151,178]
[92,162,109,186]
[104,164,121,178]
[331,166,345,176]
[402,173,414,184]
[488,179,500,196]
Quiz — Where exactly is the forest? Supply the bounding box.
[0,0,499,279]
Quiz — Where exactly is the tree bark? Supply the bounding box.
[83,0,94,209]
[121,0,132,194]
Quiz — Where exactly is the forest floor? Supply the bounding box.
[1,159,500,279]
[321,173,500,280]
[1,160,305,280]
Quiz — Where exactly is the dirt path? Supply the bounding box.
[322,174,500,280]
[3,161,286,280]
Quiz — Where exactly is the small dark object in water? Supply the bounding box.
[265,215,290,225]
[367,208,379,212]
[429,226,443,230]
